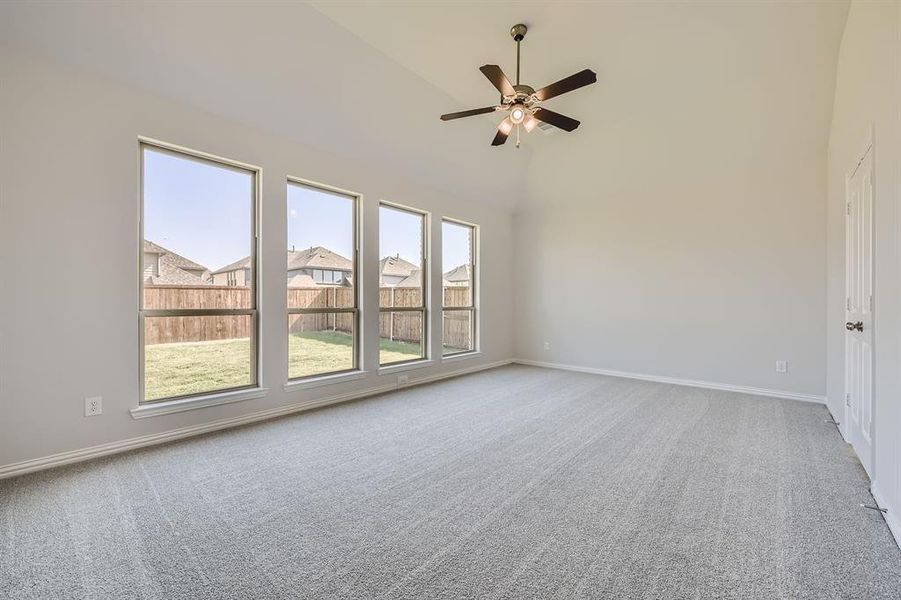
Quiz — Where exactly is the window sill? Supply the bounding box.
[130,387,270,419]
[442,350,482,362]
[378,359,434,375]
[283,370,367,392]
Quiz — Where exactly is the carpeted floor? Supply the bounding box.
[1,365,900,599]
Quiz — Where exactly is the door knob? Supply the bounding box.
[845,321,863,332]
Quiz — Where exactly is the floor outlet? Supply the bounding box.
[84,396,102,417]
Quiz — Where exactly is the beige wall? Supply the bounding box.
[826,0,901,541]
[512,4,848,398]
[0,49,515,468]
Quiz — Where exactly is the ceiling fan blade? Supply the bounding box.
[440,106,497,121]
[532,107,581,132]
[491,117,513,146]
[533,69,597,102]
[480,64,516,97]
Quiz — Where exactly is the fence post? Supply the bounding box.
[390,287,395,341]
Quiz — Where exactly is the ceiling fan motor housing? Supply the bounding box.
[512,84,535,100]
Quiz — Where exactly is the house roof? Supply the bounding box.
[287,246,353,271]
[443,264,471,283]
[379,255,418,278]
[143,240,208,272]
[209,247,353,276]
[211,256,251,275]
[395,269,421,287]
[148,257,210,286]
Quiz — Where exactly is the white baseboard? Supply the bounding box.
[871,484,901,550]
[513,358,826,404]
[0,359,513,480]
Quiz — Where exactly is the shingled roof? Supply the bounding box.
[443,264,471,283]
[378,255,419,278]
[211,256,251,275]
[287,246,353,271]
[143,240,208,273]
[143,240,211,285]
[395,269,422,287]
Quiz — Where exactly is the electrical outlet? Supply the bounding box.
[775,361,788,374]
[397,374,409,387]
[543,341,551,351]
[84,396,102,417]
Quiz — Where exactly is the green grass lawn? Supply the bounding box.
[144,330,422,401]
[144,337,252,401]
[289,330,421,378]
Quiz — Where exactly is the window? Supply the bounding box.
[379,203,428,365]
[442,219,476,355]
[287,180,358,380]
[140,142,258,403]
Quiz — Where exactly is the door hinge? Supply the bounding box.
[869,295,873,311]
[846,297,851,311]
[845,392,851,406]
[847,202,852,215]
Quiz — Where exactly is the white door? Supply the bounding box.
[844,142,875,476]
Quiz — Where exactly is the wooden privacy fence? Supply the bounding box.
[144,285,251,345]
[288,286,354,335]
[143,285,472,349]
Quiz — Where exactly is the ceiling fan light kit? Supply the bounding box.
[440,23,597,147]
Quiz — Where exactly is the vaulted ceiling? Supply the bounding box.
[313,1,850,207]
[1,1,850,210]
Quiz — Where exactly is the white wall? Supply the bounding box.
[826,0,901,542]
[0,48,515,468]
[512,4,848,398]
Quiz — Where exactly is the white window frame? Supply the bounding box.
[137,138,262,409]
[379,201,430,367]
[441,218,479,357]
[286,177,361,383]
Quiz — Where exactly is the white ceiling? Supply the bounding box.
[1,1,850,209]
[313,1,850,204]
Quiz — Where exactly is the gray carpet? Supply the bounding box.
[1,365,900,599]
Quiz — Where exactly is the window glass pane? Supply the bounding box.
[379,311,424,364]
[288,314,355,378]
[443,310,473,355]
[379,205,424,308]
[144,315,252,401]
[287,182,355,309]
[442,221,473,307]
[143,147,253,308]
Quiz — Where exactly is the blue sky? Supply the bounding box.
[144,147,471,273]
[144,148,252,271]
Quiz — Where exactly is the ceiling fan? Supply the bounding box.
[440,23,597,147]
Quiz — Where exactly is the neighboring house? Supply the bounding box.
[143,240,211,285]
[379,255,420,287]
[443,264,471,287]
[212,246,353,287]
[286,272,316,287]
[210,257,251,286]
[287,246,353,286]
[394,269,421,287]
